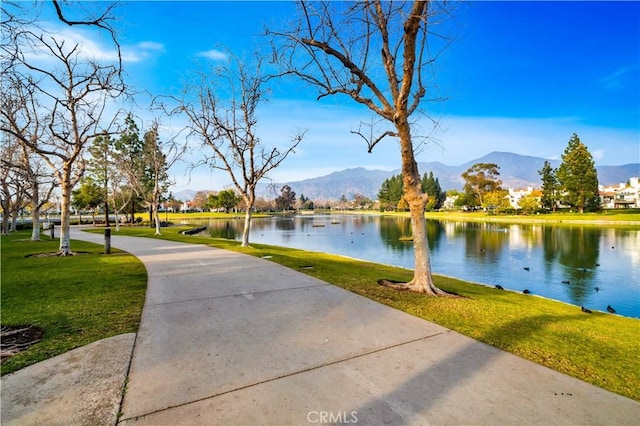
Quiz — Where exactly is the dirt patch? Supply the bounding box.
[25,251,90,258]
[1,325,44,364]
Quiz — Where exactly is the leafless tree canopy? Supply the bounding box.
[270,0,452,152]
[1,0,126,254]
[170,53,304,246]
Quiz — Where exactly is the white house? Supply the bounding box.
[507,186,535,209]
[600,177,640,208]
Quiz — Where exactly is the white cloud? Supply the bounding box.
[136,41,164,51]
[22,24,165,64]
[121,41,165,62]
[195,49,228,61]
[601,66,637,91]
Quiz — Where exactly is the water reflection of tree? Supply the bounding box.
[550,226,601,305]
[464,224,508,263]
[379,217,412,251]
[425,220,444,251]
[378,217,443,252]
[275,217,295,231]
[207,220,240,240]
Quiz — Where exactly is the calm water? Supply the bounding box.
[193,215,640,318]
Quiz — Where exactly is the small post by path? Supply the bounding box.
[49,223,55,240]
[104,228,111,254]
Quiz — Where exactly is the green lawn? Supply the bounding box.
[1,230,147,375]
[425,209,640,224]
[87,225,640,401]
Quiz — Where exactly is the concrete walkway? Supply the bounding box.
[3,227,639,425]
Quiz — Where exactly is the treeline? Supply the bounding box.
[188,184,376,213]
[377,133,602,213]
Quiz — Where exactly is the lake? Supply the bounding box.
[191,215,640,319]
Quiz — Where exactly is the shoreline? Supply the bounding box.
[138,210,640,227]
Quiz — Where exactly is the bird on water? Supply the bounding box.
[495,285,504,290]
[581,307,592,314]
[607,305,616,314]
[523,289,530,294]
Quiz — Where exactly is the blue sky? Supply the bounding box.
[35,1,640,192]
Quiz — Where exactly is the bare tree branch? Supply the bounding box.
[267,0,456,295]
[1,1,127,254]
[170,52,304,246]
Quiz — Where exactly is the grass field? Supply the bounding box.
[1,231,147,375]
[87,225,640,401]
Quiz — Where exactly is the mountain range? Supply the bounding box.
[175,151,640,201]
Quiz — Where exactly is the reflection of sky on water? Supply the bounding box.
[203,215,640,319]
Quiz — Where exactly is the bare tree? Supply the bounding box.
[269,1,454,294]
[172,54,304,247]
[1,3,125,254]
[1,75,58,239]
[0,140,26,235]
[0,137,56,239]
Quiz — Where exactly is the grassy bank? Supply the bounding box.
[422,209,640,225]
[87,226,639,401]
[1,230,147,375]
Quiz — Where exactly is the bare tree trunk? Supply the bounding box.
[379,119,445,295]
[1,209,9,235]
[153,203,161,235]
[59,181,72,255]
[115,210,120,231]
[104,201,110,227]
[30,187,41,241]
[10,213,17,232]
[241,208,252,247]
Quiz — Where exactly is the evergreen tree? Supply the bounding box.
[142,123,178,235]
[72,177,104,225]
[377,174,404,211]
[557,133,600,213]
[538,160,559,211]
[114,114,146,224]
[87,133,114,226]
[421,171,445,211]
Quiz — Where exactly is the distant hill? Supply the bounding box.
[255,152,639,200]
[175,152,638,201]
[173,189,197,202]
[263,167,392,200]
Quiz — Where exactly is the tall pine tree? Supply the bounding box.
[87,133,114,226]
[421,171,445,211]
[557,133,600,213]
[538,160,559,211]
[377,174,404,211]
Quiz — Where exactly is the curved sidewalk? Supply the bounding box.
[4,227,640,425]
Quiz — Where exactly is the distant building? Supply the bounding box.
[442,194,459,210]
[507,186,535,209]
[599,177,639,208]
